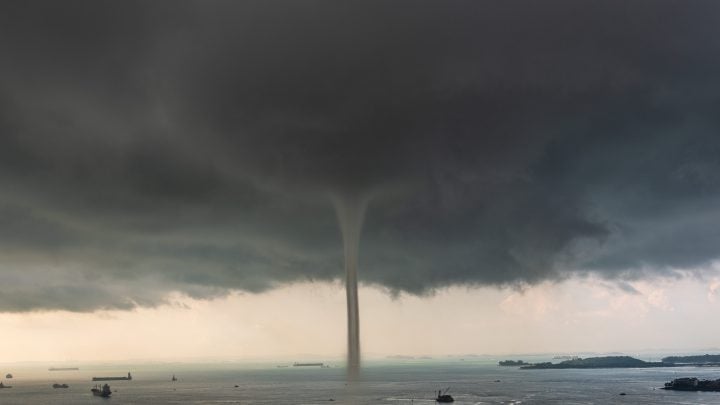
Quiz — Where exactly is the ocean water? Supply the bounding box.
[1,360,720,404]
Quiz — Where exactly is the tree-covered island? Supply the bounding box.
[521,356,672,369]
[661,354,720,365]
[493,354,720,369]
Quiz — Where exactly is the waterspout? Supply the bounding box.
[333,194,368,380]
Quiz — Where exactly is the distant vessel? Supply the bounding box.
[91,383,112,397]
[5,374,12,379]
[292,362,324,367]
[498,360,529,366]
[0,382,12,389]
[93,372,131,381]
[171,374,177,382]
[435,388,454,403]
[49,367,79,371]
[52,383,69,389]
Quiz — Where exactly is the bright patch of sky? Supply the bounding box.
[2,272,718,364]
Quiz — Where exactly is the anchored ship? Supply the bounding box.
[93,372,132,381]
[91,384,112,397]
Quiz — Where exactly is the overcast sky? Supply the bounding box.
[1,0,720,359]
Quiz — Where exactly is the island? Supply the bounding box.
[498,360,530,366]
[520,356,673,369]
[664,377,720,391]
[661,354,720,366]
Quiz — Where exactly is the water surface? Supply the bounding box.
[1,360,719,404]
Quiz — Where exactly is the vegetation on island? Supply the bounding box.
[520,356,670,369]
[496,353,720,370]
[664,377,720,391]
[661,354,720,365]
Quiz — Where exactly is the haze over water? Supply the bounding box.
[2,358,720,404]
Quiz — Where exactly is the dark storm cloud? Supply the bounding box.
[1,0,720,311]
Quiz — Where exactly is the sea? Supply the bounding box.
[1,358,720,404]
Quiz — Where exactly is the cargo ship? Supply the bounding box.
[92,372,132,381]
[49,367,79,371]
[292,362,324,367]
[91,384,112,397]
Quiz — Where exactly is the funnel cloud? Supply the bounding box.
[1,0,720,314]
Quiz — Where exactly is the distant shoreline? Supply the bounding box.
[494,354,720,370]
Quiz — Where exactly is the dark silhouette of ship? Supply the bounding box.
[171,374,177,381]
[293,362,324,367]
[52,383,69,389]
[91,383,112,397]
[498,360,529,366]
[435,388,454,402]
[49,367,79,371]
[93,372,131,381]
[0,382,11,389]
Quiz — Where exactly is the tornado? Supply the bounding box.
[333,194,368,380]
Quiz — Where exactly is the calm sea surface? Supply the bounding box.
[1,359,719,404]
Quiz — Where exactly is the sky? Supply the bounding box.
[1,1,720,362]
[2,275,720,363]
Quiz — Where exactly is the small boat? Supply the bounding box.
[171,374,177,382]
[435,388,454,403]
[53,383,69,389]
[91,384,112,397]
[0,382,12,389]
